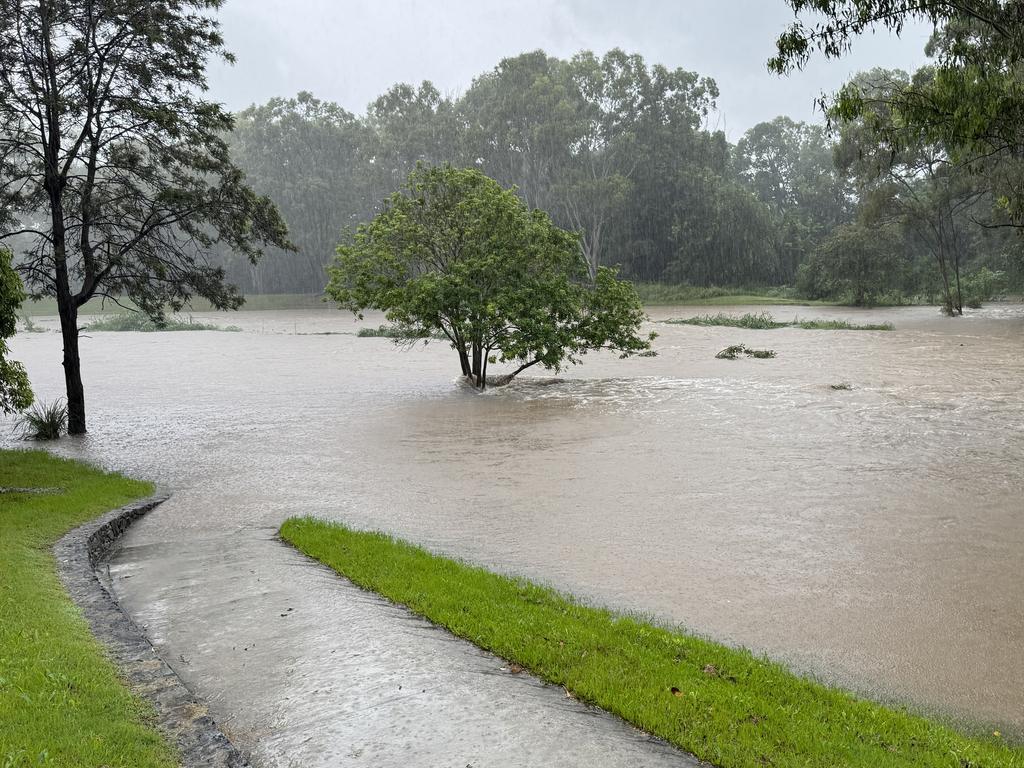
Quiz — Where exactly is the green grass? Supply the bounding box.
[84,313,240,332]
[634,283,836,307]
[665,312,894,331]
[0,450,175,768]
[20,293,327,317]
[357,324,445,340]
[280,517,1021,768]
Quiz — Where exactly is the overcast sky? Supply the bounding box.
[206,0,933,139]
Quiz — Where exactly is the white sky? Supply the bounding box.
[206,0,933,139]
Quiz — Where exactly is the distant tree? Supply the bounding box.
[834,69,987,314]
[0,0,292,434]
[0,247,32,414]
[327,165,655,389]
[770,0,1024,225]
[228,92,370,293]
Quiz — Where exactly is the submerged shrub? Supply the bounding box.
[19,399,67,440]
[84,313,238,332]
[715,344,776,360]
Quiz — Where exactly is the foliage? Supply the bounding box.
[17,399,67,441]
[770,1,1024,225]
[715,344,777,359]
[0,451,173,766]
[961,267,1007,307]
[666,312,893,330]
[0,247,32,414]
[356,325,441,339]
[83,314,239,333]
[281,516,1023,768]
[328,165,655,388]
[0,0,293,432]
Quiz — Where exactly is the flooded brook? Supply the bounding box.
[6,303,1024,761]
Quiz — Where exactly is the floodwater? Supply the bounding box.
[5,303,1024,761]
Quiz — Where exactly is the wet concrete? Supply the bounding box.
[5,302,1024,761]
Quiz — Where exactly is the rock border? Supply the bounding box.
[54,494,251,767]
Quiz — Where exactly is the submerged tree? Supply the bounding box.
[0,247,32,414]
[0,0,292,434]
[327,165,655,389]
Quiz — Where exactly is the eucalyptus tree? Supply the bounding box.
[328,165,655,389]
[229,92,369,293]
[0,247,32,414]
[834,69,987,314]
[0,0,291,433]
[770,0,1024,224]
[735,116,853,275]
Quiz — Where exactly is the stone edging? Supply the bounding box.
[54,494,252,767]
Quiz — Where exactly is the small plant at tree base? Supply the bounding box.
[19,400,68,441]
[715,344,776,360]
[328,165,655,389]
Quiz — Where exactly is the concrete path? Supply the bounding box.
[109,515,700,768]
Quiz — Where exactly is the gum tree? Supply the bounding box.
[0,0,291,434]
[327,165,655,389]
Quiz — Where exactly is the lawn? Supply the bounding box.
[281,516,1021,768]
[0,450,175,768]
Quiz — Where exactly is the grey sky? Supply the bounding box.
[207,0,933,139]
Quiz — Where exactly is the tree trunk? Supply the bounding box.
[58,295,86,434]
[458,348,471,377]
[471,343,483,388]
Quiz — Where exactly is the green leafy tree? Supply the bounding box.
[327,165,655,389]
[0,247,32,414]
[770,1,1024,224]
[0,0,292,434]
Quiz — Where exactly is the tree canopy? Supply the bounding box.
[327,165,655,388]
[0,0,292,433]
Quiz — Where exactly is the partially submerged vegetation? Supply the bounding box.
[356,324,443,340]
[716,344,777,360]
[17,399,68,440]
[84,313,240,333]
[0,450,174,767]
[666,311,893,331]
[281,517,1020,768]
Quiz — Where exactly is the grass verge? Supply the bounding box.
[356,324,445,340]
[280,517,1021,768]
[665,312,894,331]
[0,450,175,768]
[84,313,240,332]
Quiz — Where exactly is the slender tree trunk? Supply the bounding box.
[58,295,86,434]
[458,348,471,377]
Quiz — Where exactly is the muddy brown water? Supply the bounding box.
[5,303,1024,761]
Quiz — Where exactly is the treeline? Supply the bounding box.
[217,48,1023,305]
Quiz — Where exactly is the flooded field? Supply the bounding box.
[5,303,1024,760]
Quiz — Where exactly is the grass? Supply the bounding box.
[357,324,445,340]
[0,450,175,768]
[280,517,1021,768]
[634,283,836,307]
[84,313,240,332]
[21,293,328,317]
[17,399,67,440]
[665,312,894,331]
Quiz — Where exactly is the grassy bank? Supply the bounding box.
[281,517,1020,768]
[20,292,327,317]
[84,313,240,332]
[665,312,894,331]
[633,283,835,306]
[0,450,174,768]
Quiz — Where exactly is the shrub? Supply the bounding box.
[19,400,67,440]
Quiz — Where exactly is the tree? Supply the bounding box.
[834,69,988,314]
[327,165,655,389]
[0,0,292,434]
[769,1,1024,223]
[228,92,370,293]
[0,247,32,414]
